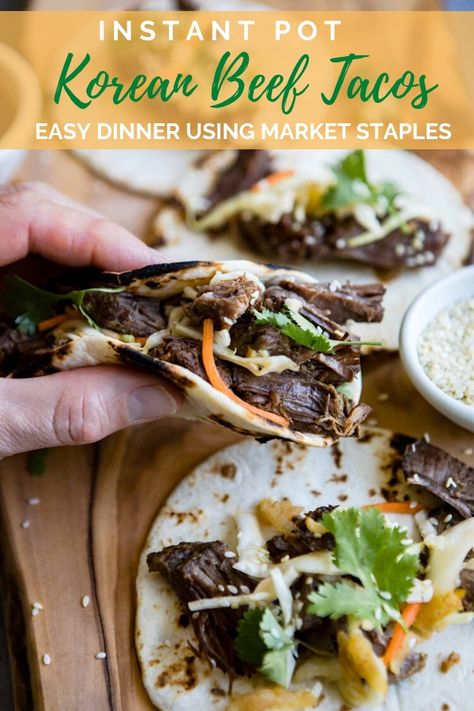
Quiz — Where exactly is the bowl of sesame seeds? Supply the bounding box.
[400,265,474,432]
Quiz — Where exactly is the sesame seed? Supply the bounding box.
[240,585,250,594]
[81,596,90,609]
[224,551,236,558]
[42,654,51,666]
[463,448,473,456]
[217,585,225,593]
[379,591,392,600]
[192,612,200,619]
[335,238,346,249]
[377,392,390,402]
[445,477,457,489]
[21,520,30,529]
[95,652,107,660]
[236,531,243,539]
[227,585,238,595]
[443,513,453,523]
[295,618,303,630]
[423,432,431,443]
[306,577,314,585]
[31,608,40,617]
[27,497,40,506]
[428,517,439,526]
[412,473,421,483]
[409,501,419,509]
[418,297,474,406]
[33,602,43,610]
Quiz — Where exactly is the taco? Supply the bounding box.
[136,430,474,710]
[0,260,385,446]
[153,149,473,349]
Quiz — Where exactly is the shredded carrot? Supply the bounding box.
[251,170,295,192]
[383,603,422,668]
[135,337,147,345]
[202,319,289,428]
[363,502,425,515]
[37,314,70,332]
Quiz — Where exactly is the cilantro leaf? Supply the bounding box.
[3,277,63,333]
[260,608,293,650]
[309,508,419,627]
[337,149,368,182]
[309,582,381,625]
[235,608,266,666]
[253,307,381,354]
[260,647,296,688]
[322,150,400,214]
[2,276,124,334]
[235,608,297,688]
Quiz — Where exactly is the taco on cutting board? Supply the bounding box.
[137,430,474,710]
[153,150,473,349]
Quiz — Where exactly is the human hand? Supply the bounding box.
[0,182,181,458]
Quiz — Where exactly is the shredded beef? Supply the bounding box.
[0,321,50,376]
[82,291,165,336]
[238,213,449,271]
[402,439,474,518]
[275,280,385,324]
[147,541,256,675]
[267,506,336,563]
[389,652,427,681]
[183,276,261,329]
[154,335,368,437]
[460,569,474,612]
[231,367,369,436]
[204,150,273,212]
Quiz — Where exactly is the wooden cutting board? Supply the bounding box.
[0,352,473,711]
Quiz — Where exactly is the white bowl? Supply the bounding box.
[399,265,474,432]
[0,42,42,184]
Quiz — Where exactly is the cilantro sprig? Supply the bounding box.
[2,276,124,335]
[253,306,381,354]
[235,607,296,688]
[308,508,419,628]
[322,150,400,215]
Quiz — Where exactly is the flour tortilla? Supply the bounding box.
[154,150,473,350]
[136,427,474,710]
[17,259,366,448]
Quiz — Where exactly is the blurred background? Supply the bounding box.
[1,1,473,10]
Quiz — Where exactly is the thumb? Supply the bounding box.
[0,367,181,457]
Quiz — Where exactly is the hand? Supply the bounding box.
[0,183,181,458]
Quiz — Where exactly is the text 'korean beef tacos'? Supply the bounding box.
[137,430,474,710]
[154,150,473,349]
[0,260,385,446]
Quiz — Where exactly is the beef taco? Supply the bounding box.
[154,149,473,349]
[0,260,385,446]
[137,430,474,710]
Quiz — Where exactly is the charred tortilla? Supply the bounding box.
[137,430,474,710]
[154,150,473,350]
[0,260,385,447]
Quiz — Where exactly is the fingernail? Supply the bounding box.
[127,385,178,422]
